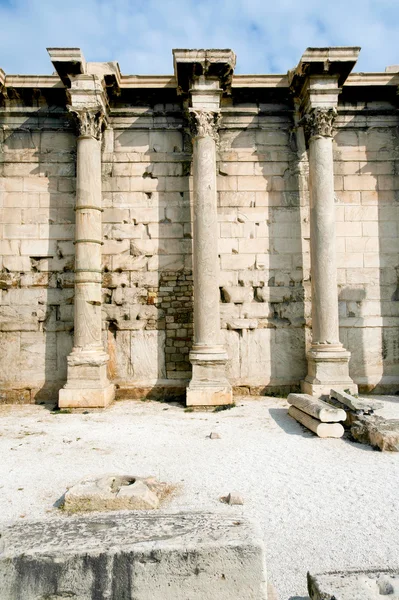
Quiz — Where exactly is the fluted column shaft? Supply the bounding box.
[302,107,357,396]
[308,127,341,348]
[192,127,223,351]
[186,109,232,406]
[74,134,103,350]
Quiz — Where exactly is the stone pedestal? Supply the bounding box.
[59,106,114,408]
[186,110,232,407]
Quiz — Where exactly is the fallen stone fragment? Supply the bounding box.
[330,388,383,414]
[63,474,169,512]
[308,569,399,600]
[0,512,268,600]
[351,414,399,451]
[209,432,221,439]
[227,492,244,505]
[288,393,346,422]
[288,406,344,438]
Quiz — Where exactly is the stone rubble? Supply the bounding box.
[327,389,399,451]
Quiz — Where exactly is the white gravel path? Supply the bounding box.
[0,396,398,599]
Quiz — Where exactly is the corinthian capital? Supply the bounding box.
[68,107,106,140]
[189,110,221,141]
[303,107,337,140]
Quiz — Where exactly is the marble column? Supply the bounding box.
[302,108,357,396]
[59,108,115,408]
[186,110,232,406]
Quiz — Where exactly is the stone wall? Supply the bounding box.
[1,47,399,404]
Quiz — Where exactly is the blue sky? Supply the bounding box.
[0,0,398,75]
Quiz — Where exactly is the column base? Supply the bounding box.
[186,347,232,407]
[301,347,357,397]
[59,383,115,409]
[59,348,115,409]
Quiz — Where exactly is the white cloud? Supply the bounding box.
[0,0,398,75]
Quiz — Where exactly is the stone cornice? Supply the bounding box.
[3,72,399,91]
[173,48,236,96]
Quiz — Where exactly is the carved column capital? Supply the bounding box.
[68,107,106,140]
[302,107,337,141]
[189,110,221,141]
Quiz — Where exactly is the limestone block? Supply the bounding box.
[257,287,294,303]
[308,569,399,600]
[148,255,185,271]
[288,393,346,422]
[273,329,307,380]
[148,223,184,238]
[220,255,256,270]
[220,303,240,326]
[2,256,31,272]
[111,223,146,239]
[0,513,267,600]
[240,329,272,381]
[131,330,166,380]
[222,286,254,304]
[288,406,345,438]
[221,329,240,381]
[241,303,273,319]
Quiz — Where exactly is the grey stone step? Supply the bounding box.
[0,512,268,600]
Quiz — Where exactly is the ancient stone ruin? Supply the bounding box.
[1,46,399,408]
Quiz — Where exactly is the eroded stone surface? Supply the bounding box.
[308,569,399,600]
[64,474,168,511]
[0,512,268,600]
[330,389,383,414]
[351,415,399,451]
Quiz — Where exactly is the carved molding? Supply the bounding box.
[302,107,337,140]
[68,107,106,140]
[189,110,221,141]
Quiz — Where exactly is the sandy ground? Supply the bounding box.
[0,396,398,599]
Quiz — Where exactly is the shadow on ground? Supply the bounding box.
[269,407,313,437]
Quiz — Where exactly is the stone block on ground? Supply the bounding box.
[330,388,383,414]
[350,414,399,451]
[0,512,268,600]
[63,474,170,512]
[288,393,346,422]
[288,406,345,438]
[308,569,399,600]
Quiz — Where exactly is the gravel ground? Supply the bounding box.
[0,396,398,599]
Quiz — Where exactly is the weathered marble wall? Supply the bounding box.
[1,57,399,402]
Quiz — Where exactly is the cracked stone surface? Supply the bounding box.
[308,569,399,600]
[63,474,168,511]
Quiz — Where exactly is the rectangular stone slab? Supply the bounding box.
[288,393,346,422]
[308,569,399,600]
[288,406,345,438]
[0,512,267,600]
[330,388,384,413]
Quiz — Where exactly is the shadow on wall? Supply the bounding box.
[0,94,76,405]
[218,99,307,396]
[334,95,399,394]
[102,91,192,402]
